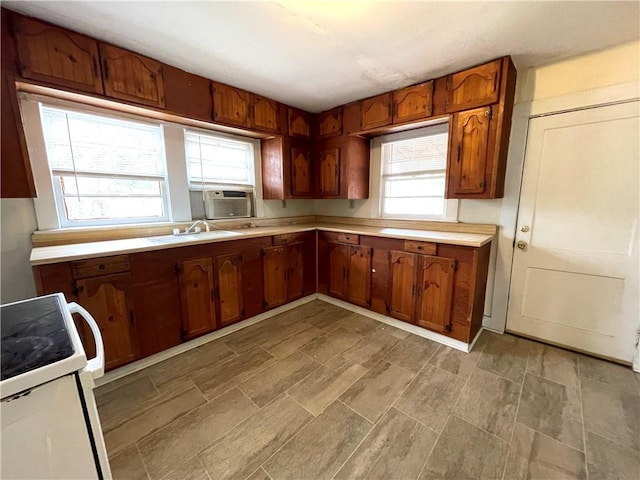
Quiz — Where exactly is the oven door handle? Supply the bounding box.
[67,302,105,379]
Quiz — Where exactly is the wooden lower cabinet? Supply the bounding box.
[75,272,137,370]
[328,242,372,307]
[389,252,456,332]
[177,258,217,340]
[262,242,305,309]
[216,253,244,327]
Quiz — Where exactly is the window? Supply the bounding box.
[376,124,458,221]
[40,105,169,226]
[185,130,256,189]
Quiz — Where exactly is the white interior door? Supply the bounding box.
[507,101,639,363]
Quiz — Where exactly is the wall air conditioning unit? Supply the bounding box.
[203,189,252,219]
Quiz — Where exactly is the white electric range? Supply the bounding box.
[0,293,111,479]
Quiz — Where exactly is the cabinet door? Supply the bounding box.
[360,93,392,130]
[415,256,455,333]
[328,242,349,299]
[393,82,433,124]
[14,16,103,94]
[212,82,250,128]
[177,258,216,340]
[288,107,312,137]
[216,253,244,328]
[291,145,312,196]
[286,243,304,301]
[263,246,287,308]
[319,147,340,197]
[75,272,136,370]
[251,95,280,133]
[446,59,501,113]
[100,43,165,108]
[318,107,342,137]
[447,106,493,196]
[388,251,417,323]
[347,245,372,307]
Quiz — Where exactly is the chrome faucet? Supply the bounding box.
[184,219,210,234]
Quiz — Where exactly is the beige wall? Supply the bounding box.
[1,199,37,303]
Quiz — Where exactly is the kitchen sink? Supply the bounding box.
[145,230,241,244]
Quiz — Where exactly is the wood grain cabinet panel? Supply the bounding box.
[388,251,418,323]
[360,93,392,130]
[447,106,493,196]
[415,255,455,333]
[393,82,433,123]
[262,246,288,309]
[75,272,136,370]
[347,245,372,307]
[13,16,103,94]
[319,147,340,197]
[100,43,165,107]
[291,144,312,196]
[212,82,250,127]
[250,94,280,133]
[328,242,349,299]
[286,242,304,301]
[163,65,211,122]
[446,59,501,113]
[216,253,244,327]
[288,107,312,137]
[177,258,217,341]
[318,107,342,137]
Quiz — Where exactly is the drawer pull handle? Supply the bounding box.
[417,246,423,250]
[99,264,106,270]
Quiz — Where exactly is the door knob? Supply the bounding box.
[520,225,530,232]
[516,241,527,250]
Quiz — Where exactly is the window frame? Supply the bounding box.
[373,123,459,222]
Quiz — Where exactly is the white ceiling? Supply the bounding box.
[4,1,639,112]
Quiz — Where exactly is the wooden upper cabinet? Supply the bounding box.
[13,16,103,94]
[393,82,433,124]
[216,253,244,327]
[75,272,136,370]
[291,144,312,196]
[347,245,372,307]
[318,147,340,197]
[100,43,165,108]
[415,256,455,333]
[250,94,280,133]
[360,93,392,130]
[212,82,250,128]
[388,251,418,323]
[318,107,342,137]
[288,107,312,137]
[262,246,287,309]
[163,65,211,122]
[447,106,493,197]
[446,59,501,113]
[177,258,216,340]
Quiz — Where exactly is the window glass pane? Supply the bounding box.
[59,175,162,196]
[185,131,254,185]
[38,104,169,225]
[380,124,450,219]
[384,197,445,217]
[41,107,165,176]
[384,174,445,198]
[62,196,165,221]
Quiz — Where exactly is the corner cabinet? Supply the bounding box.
[100,43,165,108]
[327,238,372,308]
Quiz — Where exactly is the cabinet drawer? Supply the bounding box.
[71,255,130,279]
[404,240,437,255]
[273,232,306,246]
[337,233,359,245]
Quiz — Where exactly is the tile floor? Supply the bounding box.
[96,300,640,480]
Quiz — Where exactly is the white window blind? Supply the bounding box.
[185,131,255,188]
[40,105,169,226]
[380,124,454,219]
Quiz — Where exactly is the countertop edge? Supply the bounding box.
[30,224,495,266]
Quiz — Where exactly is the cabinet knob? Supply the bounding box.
[520,225,530,232]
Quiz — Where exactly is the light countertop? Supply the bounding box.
[30,222,495,266]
